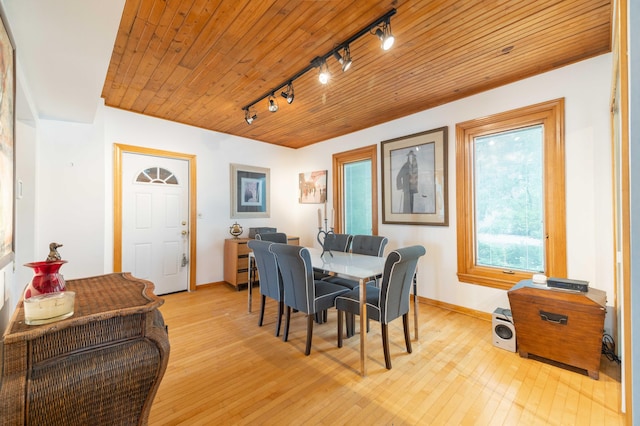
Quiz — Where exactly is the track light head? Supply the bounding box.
[280,82,294,104]
[244,108,257,124]
[267,94,279,112]
[333,45,352,72]
[375,19,395,50]
[318,59,330,84]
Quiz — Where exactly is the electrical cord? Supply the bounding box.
[602,333,621,364]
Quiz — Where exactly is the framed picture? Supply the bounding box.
[0,12,15,269]
[230,163,270,218]
[381,126,448,226]
[298,170,327,204]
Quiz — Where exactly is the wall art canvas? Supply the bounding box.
[298,170,327,204]
[0,12,14,269]
[230,163,270,218]
[381,127,448,226]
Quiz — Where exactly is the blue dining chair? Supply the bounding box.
[256,232,288,244]
[314,233,353,281]
[269,244,350,355]
[335,245,426,369]
[247,239,284,336]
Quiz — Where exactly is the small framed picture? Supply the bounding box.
[381,127,448,226]
[230,163,270,218]
[298,170,327,204]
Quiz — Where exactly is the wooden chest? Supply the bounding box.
[507,279,606,379]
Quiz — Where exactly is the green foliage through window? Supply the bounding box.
[473,125,545,272]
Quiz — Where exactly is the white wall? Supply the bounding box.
[297,53,615,326]
[103,108,299,285]
[1,53,615,336]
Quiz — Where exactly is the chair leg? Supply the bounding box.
[382,323,392,369]
[283,306,291,342]
[337,310,343,348]
[275,301,284,337]
[258,295,266,327]
[403,313,412,353]
[305,315,314,356]
[346,313,354,338]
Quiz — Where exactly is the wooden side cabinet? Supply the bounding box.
[224,236,299,289]
[507,279,606,379]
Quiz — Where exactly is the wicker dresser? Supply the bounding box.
[508,279,606,379]
[0,273,170,425]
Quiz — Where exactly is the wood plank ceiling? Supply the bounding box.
[102,0,611,149]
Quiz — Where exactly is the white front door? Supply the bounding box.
[121,153,190,294]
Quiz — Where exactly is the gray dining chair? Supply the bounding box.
[247,239,284,336]
[335,245,426,369]
[351,235,388,257]
[323,235,388,290]
[256,232,288,244]
[269,244,350,355]
[314,233,353,280]
[323,234,389,335]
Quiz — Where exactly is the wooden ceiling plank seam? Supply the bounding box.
[101,0,143,93]
[366,1,611,88]
[178,0,249,70]
[106,14,155,106]
[130,1,207,112]
[102,0,613,148]
[199,2,391,116]
[134,0,199,100]
[129,0,223,114]
[170,1,381,120]
[147,0,286,118]
[105,0,173,106]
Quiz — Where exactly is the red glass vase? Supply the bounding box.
[23,260,67,299]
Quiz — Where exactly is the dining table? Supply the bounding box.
[247,246,419,376]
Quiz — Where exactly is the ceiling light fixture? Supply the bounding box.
[268,93,279,112]
[244,108,257,124]
[281,82,294,104]
[374,18,395,51]
[241,8,396,124]
[317,59,330,84]
[333,45,352,72]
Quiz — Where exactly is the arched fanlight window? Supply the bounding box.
[135,167,178,185]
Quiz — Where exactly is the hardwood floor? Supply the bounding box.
[149,284,625,425]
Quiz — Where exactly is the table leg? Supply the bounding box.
[359,277,367,377]
[247,256,254,313]
[413,272,419,340]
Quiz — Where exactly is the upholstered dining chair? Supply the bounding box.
[268,244,350,355]
[314,233,353,280]
[351,234,388,257]
[335,245,426,369]
[247,239,284,336]
[256,232,288,244]
[323,234,389,335]
[322,235,388,290]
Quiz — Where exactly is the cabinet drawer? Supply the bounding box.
[236,269,249,285]
[236,242,251,255]
[237,256,249,270]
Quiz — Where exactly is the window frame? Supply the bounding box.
[455,99,567,290]
[332,145,378,235]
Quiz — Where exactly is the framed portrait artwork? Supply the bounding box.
[0,12,15,269]
[230,163,270,218]
[298,170,327,204]
[381,127,448,226]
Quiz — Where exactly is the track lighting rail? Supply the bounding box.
[241,8,396,122]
